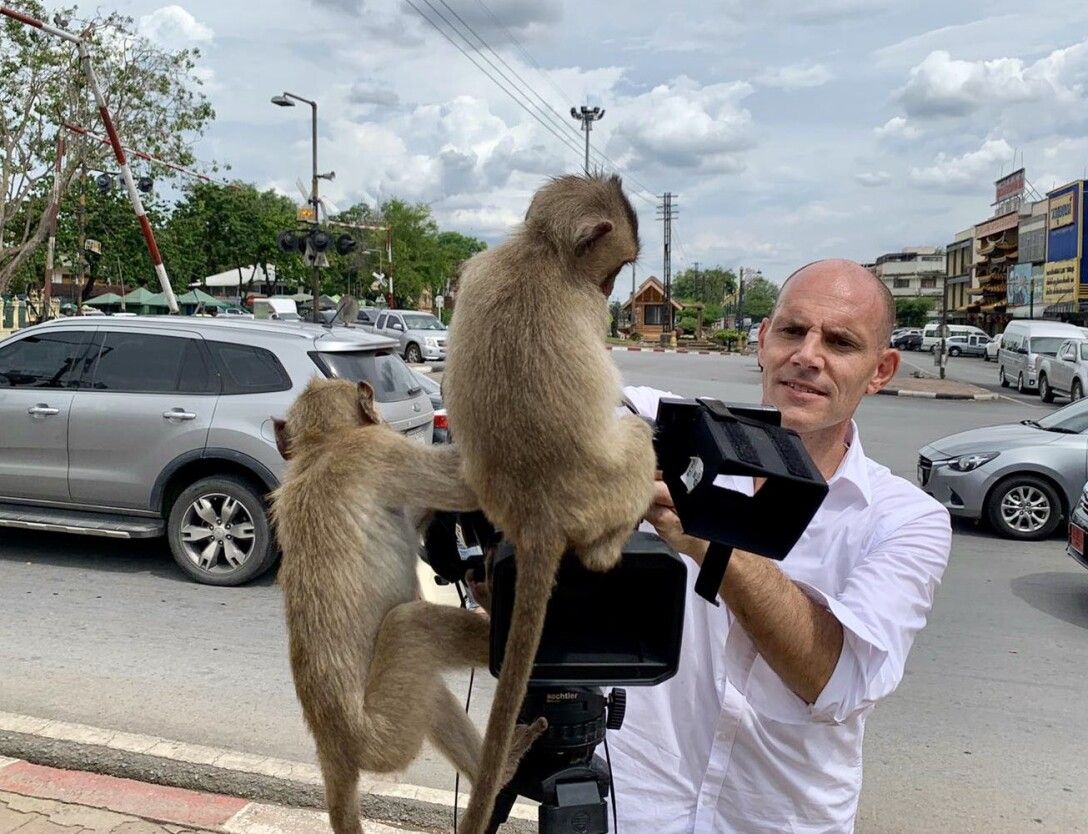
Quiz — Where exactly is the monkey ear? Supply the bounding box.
[574,219,614,257]
[272,417,291,460]
[356,380,381,425]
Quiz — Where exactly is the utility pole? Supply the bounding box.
[42,132,64,322]
[570,105,604,175]
[656,193,678,343]
[939,271,949,379]
[737,265,745,324]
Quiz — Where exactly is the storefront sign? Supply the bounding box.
[1049,192,1076,229]
[1044,259,1080,305]
[975,211,1018,239]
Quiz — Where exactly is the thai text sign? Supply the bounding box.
[1044,259,1080,304]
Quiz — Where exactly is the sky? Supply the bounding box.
[91,0,1088,298]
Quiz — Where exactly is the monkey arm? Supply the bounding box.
[385,438,479,513]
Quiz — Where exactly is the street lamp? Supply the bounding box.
[570,105,605,175]
[271,91,321,323]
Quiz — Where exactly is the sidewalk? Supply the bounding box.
[0,756,408,834]
[879,371,997,401]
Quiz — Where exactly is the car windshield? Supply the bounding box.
[279,312,301,321]
[1036,397,1088,434]
[315,350,423,402]
[401,314,446,331]
[410,370,440,394]
[1028,336,1066,355]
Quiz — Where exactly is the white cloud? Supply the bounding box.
[897,40,1088,118]
[138,6,214,46]
[607,77,755,173]
[874,116,921,142]
[789,0,890,24]
[909,138,1015,189]
[348,80,400,108]
[757,62,833,90]
[855,171,891,186]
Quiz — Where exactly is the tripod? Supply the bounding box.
[483,687,624,834]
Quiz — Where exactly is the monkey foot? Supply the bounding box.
[501,717,548,785]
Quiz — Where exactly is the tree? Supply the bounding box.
[895,297,933,327]
[672,266,736,306]
[1,1,215,293]
[740,276,779,320]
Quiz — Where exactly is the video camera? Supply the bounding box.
[421,397,828,833]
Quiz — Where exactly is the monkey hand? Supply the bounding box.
[500,717,549,787]
[466,572,493,616]
[645,474,709,564]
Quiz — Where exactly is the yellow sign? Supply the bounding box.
[1044,259,1080,304]
[296,205,316,222]
[1048,192,1076,229]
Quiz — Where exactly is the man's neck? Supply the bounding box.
[798,422,852,481]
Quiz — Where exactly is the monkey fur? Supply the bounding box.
[443,174,658,832]
[270,378,545,834]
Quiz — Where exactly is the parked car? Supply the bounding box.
[943,333,992,358]
[997,319,1084,393]
[363,308,449,364]
[1037,338,1088,403]
[356,307,380,327]
[0,317,433,586]
[984,336,1000,362]
[921,323,987,352]
[410,369,449,444]
[892,329,922,350]
[220,307,254,319]
[1066,482,1088,570]
[917,397,1088,540]
[252,297,301,321]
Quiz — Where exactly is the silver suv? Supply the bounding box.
[0,316,433,585]
[365,309,449,364]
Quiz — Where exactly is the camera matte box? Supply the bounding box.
[489,531,686,687]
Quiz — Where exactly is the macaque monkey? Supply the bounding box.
[443,174,658,832]
[270,378,545,834]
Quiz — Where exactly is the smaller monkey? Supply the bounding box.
[270,378,545,834]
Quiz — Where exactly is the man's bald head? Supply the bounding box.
[773,259,896,347]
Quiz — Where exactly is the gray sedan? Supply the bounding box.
[918,399,1088,540]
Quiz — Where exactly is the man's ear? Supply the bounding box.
[574,219,614,257]
[867,347,901,395]
[272,417,291,460]
[357,380,381,424]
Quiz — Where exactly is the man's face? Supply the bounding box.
[757,270,899,437]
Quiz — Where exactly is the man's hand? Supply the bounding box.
[644,473,710,562]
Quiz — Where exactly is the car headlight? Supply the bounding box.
[949,452,999,471]
[424,337,437,347]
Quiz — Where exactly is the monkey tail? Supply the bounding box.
[458,537,562,834]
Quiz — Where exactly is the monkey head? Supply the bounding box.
[273,378,381,460]
[523,173,640,297]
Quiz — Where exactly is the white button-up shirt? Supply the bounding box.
[608,386,952,833]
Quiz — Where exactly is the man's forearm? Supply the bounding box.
[719,549,843,704]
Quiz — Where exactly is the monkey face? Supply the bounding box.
[273,379,382,459]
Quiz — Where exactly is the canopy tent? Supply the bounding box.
[84,292,124,307]
[177,288,230,308]
[122,287,168,306]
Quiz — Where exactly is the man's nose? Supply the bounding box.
[791,331,824,368]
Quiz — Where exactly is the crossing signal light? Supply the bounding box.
[335,233,356,256]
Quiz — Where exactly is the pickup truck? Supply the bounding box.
[1037,337,1088,403]
[362,308,449,364]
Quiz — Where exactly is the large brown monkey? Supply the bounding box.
[443,174,658,832]
[270,378,545,834]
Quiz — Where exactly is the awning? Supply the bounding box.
[1045,302,1077,316]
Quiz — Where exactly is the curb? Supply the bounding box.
[878,388,999,401]
[0,756,404,833]
[609,346,746,355]
[0,711,537,833]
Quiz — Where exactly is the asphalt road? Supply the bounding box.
[1,351,1085,832]
[897,349,1065,410]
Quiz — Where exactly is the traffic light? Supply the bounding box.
[94,173,113,194]
[308,230,331,253]
[137,176,154,193]
[277,230,303,253]
[335,233,356,256]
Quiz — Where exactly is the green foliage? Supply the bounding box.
[1,1,216,292]
[711,328,744,350]
[628,330,643,343]
[678,314,698,335]
[673,267,737,305]
[895,297,933,327]
[740,276,779,320]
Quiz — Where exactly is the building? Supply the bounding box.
[870,247,947,315]
[966,168,1031,332]
[945,228,974,323]
[1007,199,1047,319]
[620,276,683,340]
[1043,180,1088,322]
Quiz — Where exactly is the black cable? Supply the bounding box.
[453,578,476,834]
[603,734,619,833]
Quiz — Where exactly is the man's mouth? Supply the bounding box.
[780,379,828,396]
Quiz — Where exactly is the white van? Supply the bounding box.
[252,297,300,321]
[997,320,1086,393]
[921,323,988,352]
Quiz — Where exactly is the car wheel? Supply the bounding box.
[999,366,1009,387]
[167,475,276,586]
[1073,380,1083,402]
[949,347,961,357]
[1017,372,1026,393]
[986,475,1062,541]
[1039,374,1055,403]
[405,343,423,364]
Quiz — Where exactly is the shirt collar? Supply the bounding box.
[825,420,872,507]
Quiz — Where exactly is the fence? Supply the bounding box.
[0,297,62,338]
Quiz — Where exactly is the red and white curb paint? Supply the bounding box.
[609,345,743,355]
[0,711,537,826]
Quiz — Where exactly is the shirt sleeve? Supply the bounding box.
[800,500,952,724]
[620,384,680,421]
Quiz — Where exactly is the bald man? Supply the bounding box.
[611,260,952,833]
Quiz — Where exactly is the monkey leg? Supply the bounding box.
[427,683,483,779]
[315,746,364,834]
[355,601,491,774]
